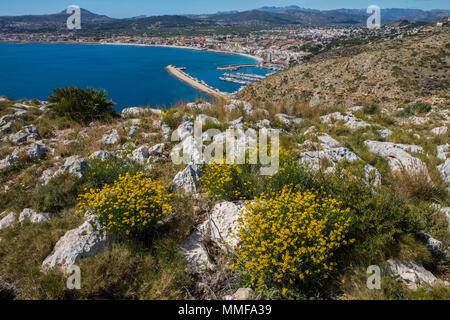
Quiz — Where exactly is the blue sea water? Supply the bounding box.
[0,43,266,111]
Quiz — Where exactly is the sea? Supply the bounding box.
[0,42,268,111]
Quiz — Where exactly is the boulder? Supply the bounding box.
[420,233,444,256]
[431,126,448,136]
[131,146,150,164]
[54,156,87,179]
[198,201,245,252]
[300,147,361,171]
[0,114,20,126]
[0,153,19,171]
[436,144,449,160]
[42,218,109,272]
[275,113,303,126]
[317,134,341,148]
[26,143,51,160]
[387,259,439,289]
[173,120,194,141]
[89,150,111,161]
[364,164,382,187]
[437,159,450,185]
[121,107,161,119]
[102,129,120,145]
[18,208,52,224]
[364,141,427,174]
[149,143,168,157]
[179,229,215,274]
[171,163,202,194]
[0,212,15,230]
[378,128,393,138]
[128,125,139,138]
[8,125,40,143]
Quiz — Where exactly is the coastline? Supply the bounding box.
[0,40,263,63]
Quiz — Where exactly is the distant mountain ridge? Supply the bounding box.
[0,6,449,33]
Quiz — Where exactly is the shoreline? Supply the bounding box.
[0,40,264,63]
[165,65,230,99]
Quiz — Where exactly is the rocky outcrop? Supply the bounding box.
[180,201,245,275]
[0,151,20,171]
[364,141,427,174]
[275,114,303,126]
[89,150,111,161]
[437,144,449,160]
[102,129,120,145]
[0,212,15,230]
[171,163,202,194]
[26,143,51,160]
[300,147,361,171]
[437,159,450,185]
[54,156,87,179]
[121,106,161,119]
[8,125,40,143]
[18,208,52,224]
[179,229,215,274]
[387,259,440,289]
[431,126,448,136]
[198,201,245,252]
[364,164,382,187]
[42,218,109,272]
[320,111,369,130]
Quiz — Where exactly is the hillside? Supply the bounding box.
[239,23,450,109]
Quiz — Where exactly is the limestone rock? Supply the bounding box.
[102,129,120,145]
[437,144,449,160]
[364,141,427,174]
[0,212,15,230]
[89,150,111,161]
[387,259,439,289]
[18,208,52,224]
[437,159,450,185]
[8,125,40,143]
[121,107,161,119]
[431,126,448,136]
[54,156,87,179]
[364,164,382,187]
[42,218,109,272]
[198,201,245,252]
[171,163,202,194]
[275,113,303,126]
[179,229,215,274]
[26,143,51,160]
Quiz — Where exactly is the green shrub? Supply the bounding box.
[47,86,116,123]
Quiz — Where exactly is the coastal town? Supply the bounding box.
[0,22,438,69]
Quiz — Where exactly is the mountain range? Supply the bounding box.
[0,6,449,33]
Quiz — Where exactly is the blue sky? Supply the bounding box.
[0,1,449,18]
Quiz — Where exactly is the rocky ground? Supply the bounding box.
[0,93,448,299]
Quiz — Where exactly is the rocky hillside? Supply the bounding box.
[239,23,449,110]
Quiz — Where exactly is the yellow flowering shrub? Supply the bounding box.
[76,172,173,238]
[232,185,354,290]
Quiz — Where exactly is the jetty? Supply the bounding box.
[166,65,229,99]
[217,63,259,71]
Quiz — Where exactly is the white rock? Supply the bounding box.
[421,233,444,255]
[121,107,161,119]
[364,164,382,187]
[173,120,194,141]
[387,259,439,289]
[89,150,111,161]
[18,208,52,224]
[26,143,51,160]
[436,144,449,160]
[275,113,303,126]
[0,154,19,171]
[0,212,15,230]
[42,218,109,272]
[149,143,168,157]
[431,126,447,136]
[0,114,20,126]
[128,125,139,138]
[317,134,341,148]
[54,156,87,179]
[437,159,450,185]
[102,129,120,145]
[198,201,245,252]
[378,129,393,138]
[8,125,40,143]
[131,146,150,164]
[320,112,369,130]
[300,147,361,171]
[179,229,214,274]
[171,163,202,194]
[256,119,271,129]
[364,141,427,174]
[230,99,252,114]
[196,114,219,127]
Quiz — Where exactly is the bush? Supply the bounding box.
[76,172,173,239]
[47,86,116,123]
[84,156,144,189]
[232,185,353,296]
